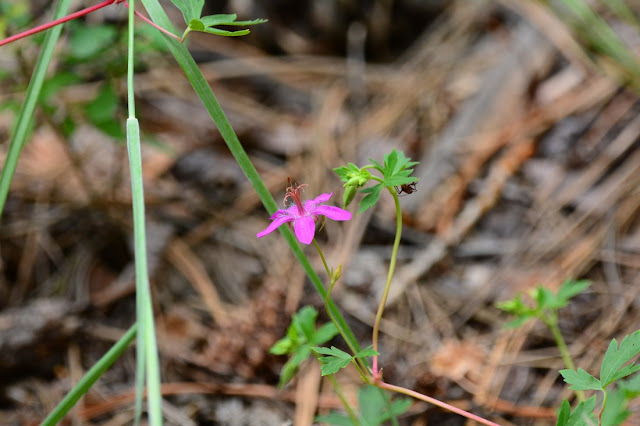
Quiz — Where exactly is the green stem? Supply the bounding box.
[42,325,137,426]
[372,187,402,376]
[313,239,369,380]
[0,0,73,218]
[325,374,360,425]
[599,390,608,425]
[545,314,585,402]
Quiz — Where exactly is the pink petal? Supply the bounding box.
[312,205,352,221]
[305,192,332,210]
[257,215,294,238]
[293,215,316,244]
[269,208,294,220]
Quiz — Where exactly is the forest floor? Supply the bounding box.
[2,1,640,425]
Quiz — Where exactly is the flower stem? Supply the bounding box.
[325,374,360,425]
[313,239,369,380]
[372,187,403,376]
[544,314,586,402]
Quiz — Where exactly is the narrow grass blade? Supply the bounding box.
[42,324,137,426]
[127,117,163,425]
[0,0,73,218]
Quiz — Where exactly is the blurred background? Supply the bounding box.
[2,0,640,424]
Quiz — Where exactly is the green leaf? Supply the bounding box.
[560,368,602,391]
[383,150,398,178]
[556,396,598,426]
[601,388,630,426]
[359,385,385,425]
[618,371,640,398]
[357,386,411,425]
[383,176,418,187]
[311,322,339,346]
[202,27,250,37]
[170,0,204,24]
[318,356,352,375]
[87,84,118,125]
[69,24,117,60]
[223,18,269,26]
[313,346,353,375]
[601,331,640,387]
[279,345,311,387]
[315,412,355,426]
[354,347,379,359]
[556,280,590,305]
[39,72,81,103]
[200,13,238,27]
[503,316,534,329]
[313,346,352,359]
[269,337,292,355]
[379,396,412,423]
[556,399,570,426]
[188,18,205,31]
[294,306,318,343]
[358,184,383,214]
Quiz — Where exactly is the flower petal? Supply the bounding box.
[312,205,352,221]
[305,192,332,210]
[257,215,294,238]
[293,215,316,244]
[269,208,294,220]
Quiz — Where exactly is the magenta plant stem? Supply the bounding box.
[123,1,181,42]
[0,0,120,47]
[377,381,501,426]
[0,0,181,48]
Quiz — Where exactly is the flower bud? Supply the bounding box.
[342,185,357,209]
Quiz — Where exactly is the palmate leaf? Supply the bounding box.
[358,184,383,214]
[559,368,602,391]
[311,322,339,346]
[170,0,204,24]
[313,346,353,376]
[556,396,597,426]
[556,280,591,306]
[601,331,640,387]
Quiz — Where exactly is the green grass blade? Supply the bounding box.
[42,324,137,426]
[127,118,163,425]
[0,0,73,218]
[139,0,361,356]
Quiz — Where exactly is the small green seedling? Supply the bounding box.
[315,385,412,426]
[557,330,640,426]
[498,279,591,403]
[269,305,338,387]
[497,279,591,329]
[170,0,267,41]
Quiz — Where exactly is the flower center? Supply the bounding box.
[284,179,307,215]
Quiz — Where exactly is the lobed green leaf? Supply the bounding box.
[601,331,640,387]
[170,0,204,24]
[559,368,602,391]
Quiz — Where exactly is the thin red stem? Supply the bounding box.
[123,1,181,42]
[0,0,120,47]
[377,380,501,426]
[0,0,181,48]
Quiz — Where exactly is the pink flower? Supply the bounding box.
[257,182,351,245]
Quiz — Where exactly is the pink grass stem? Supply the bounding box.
[0,0,120,47]
[377,380,501,426]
